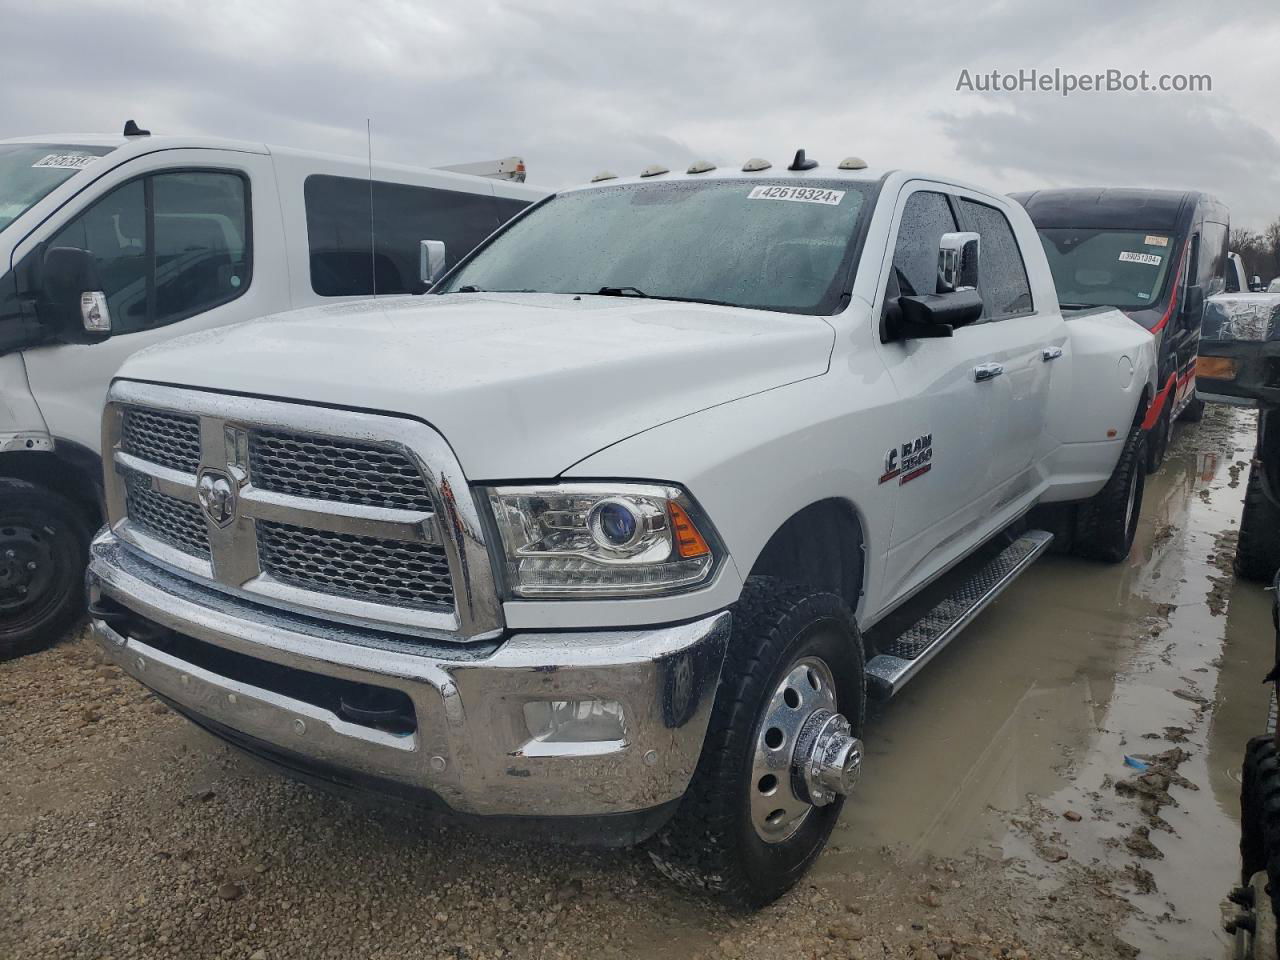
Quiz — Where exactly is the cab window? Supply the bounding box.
[45,170,251,335]
[890,190,956,298]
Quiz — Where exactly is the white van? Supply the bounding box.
[0,124,546,657]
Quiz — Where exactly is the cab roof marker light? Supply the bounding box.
[838,156,868,170]
[590,171,618,183]
[639,164,670,178]
[686,160,716,174]
[742,158,772,172]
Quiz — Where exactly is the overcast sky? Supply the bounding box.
[4,0,1279,230]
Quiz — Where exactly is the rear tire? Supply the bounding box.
[1237,463,1280,583]
[647,577,865,909]
[1074,414,1147,563]
[0,479,89,662]
[1239,737,1280,958]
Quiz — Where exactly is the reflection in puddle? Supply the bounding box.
[816,406,1271,959]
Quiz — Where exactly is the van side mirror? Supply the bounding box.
[40,246,111,342]
[938,231,980,294]
[1183,283,1205,325]
[419,240,447,289]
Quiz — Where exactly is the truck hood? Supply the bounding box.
[117,293,834,478]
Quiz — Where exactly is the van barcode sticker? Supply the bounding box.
[1118,251,1162,266]
[31,154,96,170]
[747,185,845,205]
[1144,235,1169,247]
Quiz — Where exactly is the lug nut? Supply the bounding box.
[27,561,37,571]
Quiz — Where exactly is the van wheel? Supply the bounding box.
[1074,415,1147,563]
[0,479,89,661]
[1236,464,1280,583]
[647,577,865,909]
[1178,395,1205,422]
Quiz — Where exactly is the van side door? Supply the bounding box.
[14,150,286,454]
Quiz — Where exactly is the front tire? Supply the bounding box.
[1237,463,1280,583]
[1074,414,1147,563]
[1178,395,1205,422]
[0,479,90,661]
[647,577,865,909]
[1146,401,1172,473]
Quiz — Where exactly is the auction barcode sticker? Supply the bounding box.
[31,154,96,170]
[748,185,845,205]
[1118,251,1162,266]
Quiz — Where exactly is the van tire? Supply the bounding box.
[1145,402,1172,473]
[646,577,865,909]
[1178,395,1205,422]
[1237,464,1280,583]
[0,479,89,661]
[1074,415,1147,563]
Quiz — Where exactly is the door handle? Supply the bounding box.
[1042,346,1064,362]
[973,363,1004,382]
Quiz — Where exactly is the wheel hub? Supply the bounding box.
[749,656,863,843]
[0,525,54,613]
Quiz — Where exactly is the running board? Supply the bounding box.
[866,530,1054,698]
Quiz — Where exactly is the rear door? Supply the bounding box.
[954,194,1066,496]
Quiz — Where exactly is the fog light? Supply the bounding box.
[523,699,627,744]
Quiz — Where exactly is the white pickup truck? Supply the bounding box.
[86,152,1157,907]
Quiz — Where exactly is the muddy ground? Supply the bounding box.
[1,403,1272,960]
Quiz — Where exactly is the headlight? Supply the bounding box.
[484,482,720,598]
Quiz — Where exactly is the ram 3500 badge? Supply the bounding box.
[88,152,1157,907]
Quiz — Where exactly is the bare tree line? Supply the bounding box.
[1231,222,1280,286]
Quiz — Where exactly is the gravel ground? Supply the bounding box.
[2,630,1138,960]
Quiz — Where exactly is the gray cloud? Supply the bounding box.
[2,0,1278,227]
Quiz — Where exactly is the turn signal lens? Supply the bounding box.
[1197,356,1238,380]
[669,501,711,558]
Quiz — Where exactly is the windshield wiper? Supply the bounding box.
[594,286,649,298]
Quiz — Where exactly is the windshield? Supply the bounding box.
[0,143,115,233]
[437,178,875,315]
[1036,227,1177,311]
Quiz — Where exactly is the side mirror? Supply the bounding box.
[1183,284,1205,324]
[938,232,980,294]
[41,246,111,341]
[419,240,447,289]
[1252,275,1263,292]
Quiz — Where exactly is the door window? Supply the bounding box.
[957,199,1033,319]
[890,190,957,298]
[45,169,251,335]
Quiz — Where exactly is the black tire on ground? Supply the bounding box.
[1178,394,1205,422]
[646,576,866,909]
[1145,401,1171,474]
[1237,463,1280,583]
[0,478,90,661]
[1073,414,1147,563]
[1239,736,1280,957]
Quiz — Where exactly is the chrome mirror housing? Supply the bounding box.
[420,239,447,287]
[938,232,980,294]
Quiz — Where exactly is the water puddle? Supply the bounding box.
[817,404,1272,958]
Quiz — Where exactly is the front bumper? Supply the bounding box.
[87,530,730,822]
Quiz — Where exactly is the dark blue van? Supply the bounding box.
[1011,188,1229,471]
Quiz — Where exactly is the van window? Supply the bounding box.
[304,176,525,297]
[890,191,956,298]
[1036,228,1175,310]
[46,169,251,335]
[958,199,1033,319]
[0,143,116,233]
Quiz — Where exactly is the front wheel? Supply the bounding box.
[0,479,90,661]
[1074,414,1147,563]
[1146,401,1172,473]
[647,577,866,909]
[1178,395,1205,422]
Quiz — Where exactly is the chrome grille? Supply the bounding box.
[124,474,210,558]
[248,429,434,511]
[257,521,454,609]
[121,407,202,473]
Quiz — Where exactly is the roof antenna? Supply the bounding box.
[122,119,150,138]
[788,148,818,171]
[367,118,376,298]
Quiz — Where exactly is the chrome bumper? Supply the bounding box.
[87,530,730,819]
